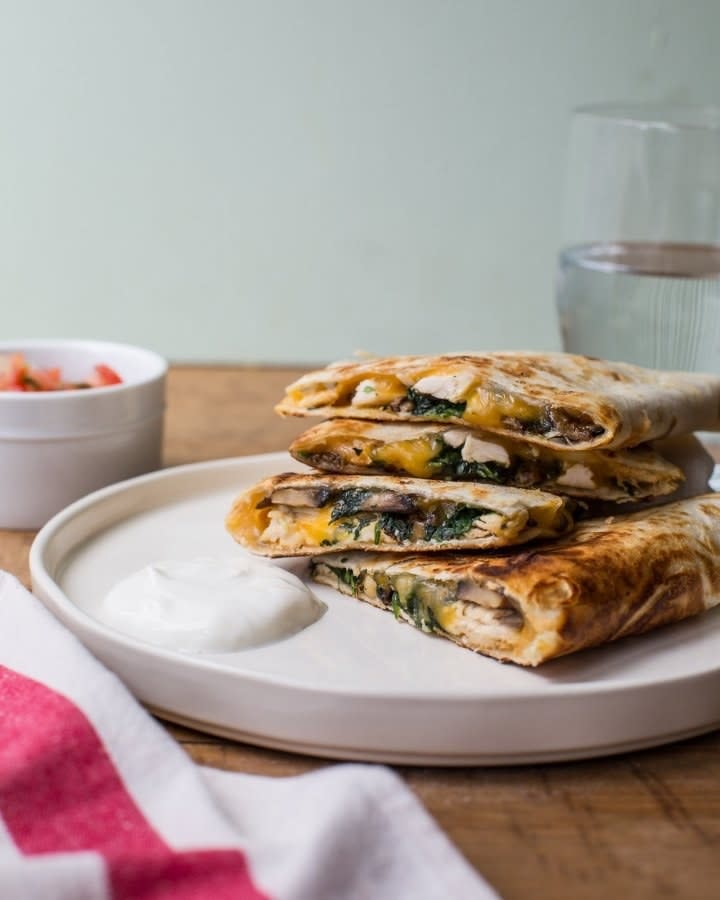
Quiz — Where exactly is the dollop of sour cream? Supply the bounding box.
[98,557,325,654]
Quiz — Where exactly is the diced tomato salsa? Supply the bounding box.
[0,353,123,392]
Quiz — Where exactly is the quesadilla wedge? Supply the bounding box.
[226,473,575,556]
[276,352,720,450]
[310,493,720,666]
[289,418,687,503]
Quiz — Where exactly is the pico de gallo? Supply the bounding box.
[0,353,123,392]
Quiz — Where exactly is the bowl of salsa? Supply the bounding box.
[0,353,124,392]
[0,340,167,528]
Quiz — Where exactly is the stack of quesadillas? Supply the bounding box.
[226,352,720,666]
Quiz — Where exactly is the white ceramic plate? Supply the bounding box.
[30,453,720,765]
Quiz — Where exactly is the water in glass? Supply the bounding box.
[557,242,720,373]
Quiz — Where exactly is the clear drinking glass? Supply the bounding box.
[556,104,720,373]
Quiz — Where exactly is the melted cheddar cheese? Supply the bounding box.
[373,436,441,477]
[293,507,335,545]
[464,388,541,429]
[528,502,572,533]
[435,604,457,631]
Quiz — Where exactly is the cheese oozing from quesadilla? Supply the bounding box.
[226,473,575,557]
[289,419,686,502]
[311,493,720,666]
[276,352,720,450]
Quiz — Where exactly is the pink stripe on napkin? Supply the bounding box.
[0,665,266,900]
[0,572,494,900]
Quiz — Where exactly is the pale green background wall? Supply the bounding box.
[1,1,718,363]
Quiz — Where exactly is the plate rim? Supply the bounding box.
[147,704,720,766]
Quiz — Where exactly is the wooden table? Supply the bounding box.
[3,365,720,899]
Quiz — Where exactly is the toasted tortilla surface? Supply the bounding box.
[289,418,688,502]
[276,352,720,450]
[226,472,575,556]
[310,493,720,665]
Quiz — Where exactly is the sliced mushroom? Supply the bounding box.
[271,486,331,507]
[354,491,418,513]
[456,579,506,608]
[547,409,605,443]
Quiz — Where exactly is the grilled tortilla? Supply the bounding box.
[289,418,687,503]
[310,493,720,666]
[226,473,575,556]
[276,352,720,450]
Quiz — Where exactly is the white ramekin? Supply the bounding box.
[0,339,167,529]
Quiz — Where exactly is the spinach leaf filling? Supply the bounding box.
[407,387,467,419]
[391,589,402,620]
[335,510,412,544]
[377,512,412,542]
[428,505,491,542]
[422,604,442,633]
[325,564,360,596]
[326,488,494,546]
[380,573,454,633]
[330,489,414,544]
[329,489,372,522]
[426,444,508,483]
[322,565,449,634]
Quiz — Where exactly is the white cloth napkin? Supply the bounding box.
[0,572,497,900]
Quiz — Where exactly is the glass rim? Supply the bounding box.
[572,102,720,132]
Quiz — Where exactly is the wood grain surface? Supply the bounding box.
[3,365,720,900]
